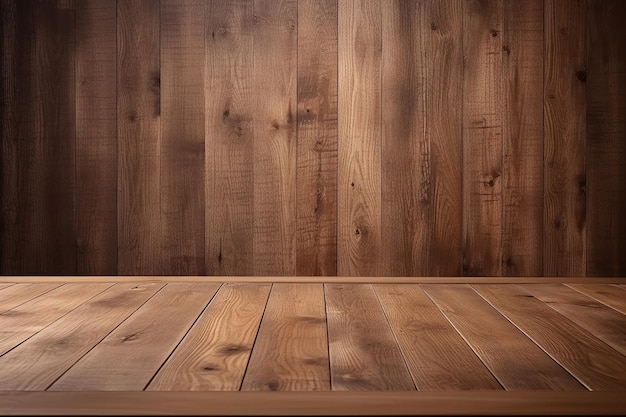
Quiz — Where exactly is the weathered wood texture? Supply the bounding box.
[2,0,626,277]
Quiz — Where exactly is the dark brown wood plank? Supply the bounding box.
[567,283,626,314]
[252,0,298,275]
[543,0,586,276]
[586,0,626,276]
[1,0,76,274]
[205,0,254,275]
[337,0,382,276]
[462,0,503,276]
[160,0,206,275]
[0,283,62,314]
[325,284,415,391]
[427,0,463,276]
[521,283,626,355]
[50,283,220,390]
[381,0,429,277]
[296,0,338,276]
[75,0,118,275]
[0,283,112,356]
[117,0,162,275]
[0,283,163,390]
[375,284,502,390]
[475,284,626,390]
[422,284,584,390]
[501,0,543,276]
[147,283,270,391]
[242,283,330,391]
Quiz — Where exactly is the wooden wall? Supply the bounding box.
[1,0,625,277]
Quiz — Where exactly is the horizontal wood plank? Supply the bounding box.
[0,284,62,313]
[567,284,626,314]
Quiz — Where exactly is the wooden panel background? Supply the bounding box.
[1,0,625,277]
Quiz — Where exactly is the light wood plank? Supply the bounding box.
[0,283,163,391]
[427,0,463,276]
[586,0,626,276]
[296,0,338,276]
[567,284,626,315]
[0,283,112,356]
[147,283,271,391]
[117,0,162,275]
[422,284,584,390]
[325,284,414,391]
[1,391,626,416]
[205,0,254,275]
[375,284,501,390]
[543,0,586,276]
[0,283,61,313]
[475,284,626,390]
[49,283,220,391]
[242,283,329,391]
[337,0,382,276]
[501,0,543,276]
[0,283,14,291]
[75,0,118,275]
[462,0,503,276]
[252,0,298,275]
[521,284,626,355]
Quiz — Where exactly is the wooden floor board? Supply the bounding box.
[474,284,626,390]
[422,284,584,390]
[567,284,626,314]
[0,283,62,313]
[146,283,270,391]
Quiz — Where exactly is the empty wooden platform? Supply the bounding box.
[0,278,625,415]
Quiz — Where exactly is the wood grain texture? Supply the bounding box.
[160,0,206,275]
[205,0,255,275]
[422,284,584,390]
[0,283,111,356]
[0,282,163,390]
[296,0,338,276]
[427,0,463,276]
[75,0,118,275]
[567,283,626,314]
[252,0,298,275]
[50,283,219,391]
[0,283,61,313]
[521,283,626,355]
[338,0,382,277]
[381,0,429,277]
[1,0,76,274]
[242,283,330,391]
[462,0,503,277]
[543,0,586,276]
[586,0,626,277]
[375,284,502,391]
[474,284,626,390]
[501,0,543,276]
[117,0,162,275]
[147,283,270,391]
[325,284,415,391]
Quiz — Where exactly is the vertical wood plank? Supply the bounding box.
[427,0,464,276]
[205,0,255,275]
[337,0,382,276]
[325,284,415,391]
[381,0,429,276]
[117,0,162,275]
[161,0,206,275]
[543,0,586,276]
[75,0,118,275]
[462,0,503,276]
[253,0,298,275]
[147,283,271,391]
[586,0,626,276]
[296,0,338,276]
[1,0,76,274]
[241,283,330,391]
[501,0,543,276]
